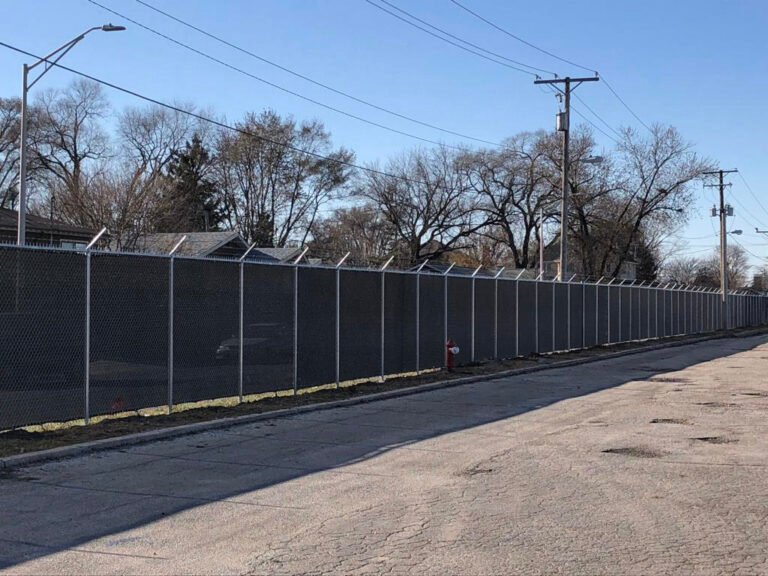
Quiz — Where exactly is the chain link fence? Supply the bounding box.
[1,244,767,430]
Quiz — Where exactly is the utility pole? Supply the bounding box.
[704,169,738,329]
[534,75,599,281]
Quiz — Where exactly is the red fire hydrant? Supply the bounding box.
[446,339,460,371]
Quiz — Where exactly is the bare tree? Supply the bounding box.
[661,245,749,289]
[0,98,20,209]
[603,125,715,277]
[29,79,111,225]
[359,146,486,265]
[308,204,398,265]
[461,131,559,269]
[215,110,353,247]
[661,255,701,285]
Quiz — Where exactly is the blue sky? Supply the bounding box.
[1,0,767,272]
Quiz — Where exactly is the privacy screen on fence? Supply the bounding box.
[1,245,766,429]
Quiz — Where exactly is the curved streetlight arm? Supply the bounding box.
[27,25,124,88]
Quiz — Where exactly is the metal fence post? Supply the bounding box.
[618,283,623,342]
[166,235,186,412]
[607,280,613,343]
[493,267,505,359]
[292,247,308,395]
[84,251,91,425]
[646,285,650,338]
[415,260,428,374]
[293,263,298,394]
[443,264,454,364]
[551,278,556,351]
[168,255,175,412]
[380,256,394,381]
[238,261,244,403]
[334,252,350,389]
[82,229,106,424]
[577,282,584,346]
[628,282,633,341]
[237,244,256,403]
[535,279,539,353]
[471,265,481,362]
[567,281,571,350]
[515,272,523,357]
[595,279,600,344]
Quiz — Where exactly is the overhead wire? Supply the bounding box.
[447,0,596,74]
[0,41,432,186]
[367,0,555,76]
[361,0,542,77]
[446,0,653,134]
[571,94,623,140]
[736,171,768,223]
[130,0,503,147]
[86,0,493,151]
[730,235,766,262]
[726,185,763,231]
[601,77,653,134]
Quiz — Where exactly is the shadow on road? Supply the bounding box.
[0,335,765,569]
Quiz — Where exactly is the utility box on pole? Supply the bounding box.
[556,111,568,132]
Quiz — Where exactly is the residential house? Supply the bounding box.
[0,207,95,248]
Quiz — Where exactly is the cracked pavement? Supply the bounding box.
[2,335,768,575]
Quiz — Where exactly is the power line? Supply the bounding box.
[372,0,556,76]
[447,0,596,74]
[601,76,653,134]
[737,171,768,221]
[725,185,763,231]
[730,235,765,262]
[86,0,490,151]
[131,0,503,148]
[362,0,543,77]
[446,0,653,134]
[571,94,623,139]
[0,41,432,186]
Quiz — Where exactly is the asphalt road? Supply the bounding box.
[2,335,767,575]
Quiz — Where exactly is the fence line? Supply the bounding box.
[1,244,767,430]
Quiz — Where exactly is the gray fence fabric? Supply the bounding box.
[1,244,766,430]
[0,249,86,428]
[91,254,168,416]
[242,264,293,396]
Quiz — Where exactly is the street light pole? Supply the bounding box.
[16,24,125,246]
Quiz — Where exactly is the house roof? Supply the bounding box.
[250,246,303,263]
[138,232,247,257]
[0,207,95,240]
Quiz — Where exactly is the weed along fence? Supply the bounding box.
[1,244,767,430]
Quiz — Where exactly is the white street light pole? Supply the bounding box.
[17,24,125,246]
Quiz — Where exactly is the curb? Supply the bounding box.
[2,329,766,471]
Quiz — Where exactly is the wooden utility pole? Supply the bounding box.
[704,169,738,329]
[534,76,599,281]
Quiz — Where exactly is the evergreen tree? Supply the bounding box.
[154,135,221,232]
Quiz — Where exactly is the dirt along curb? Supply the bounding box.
[2,328,767,471]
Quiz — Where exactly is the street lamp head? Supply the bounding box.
[729,230,743,235]
[582,155,604,165]
[101,24,126,32]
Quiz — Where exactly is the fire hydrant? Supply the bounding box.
[446,339,460,371]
